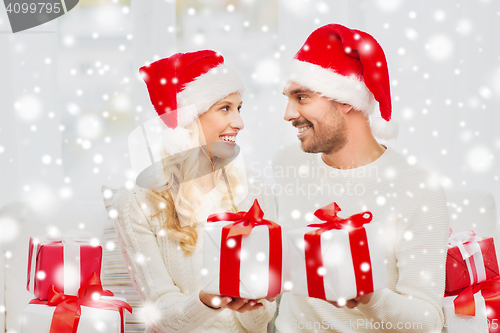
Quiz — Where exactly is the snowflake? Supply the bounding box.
[291,209,301,219]
[426,35,454,61]
[375,0,401,12]
[15,95,42,121]
[0,216,19,244]
[405,28,418,41]
[404,231,413,241]
[467,146,493,173]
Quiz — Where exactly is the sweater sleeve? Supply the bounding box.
[235,300,277,332]
[234,175,278,331]
[356,185,450,333]
[112,187,222,333]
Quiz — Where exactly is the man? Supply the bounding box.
[273,24,449,332]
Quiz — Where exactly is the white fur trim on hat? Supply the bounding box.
[177,64,245,124]
[286,59,376,115]
[370,117,399,140]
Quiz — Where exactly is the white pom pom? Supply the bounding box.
[176,104,199,127]
[370,117,399,140]
[136,162,170,190]
[161,127,192,155]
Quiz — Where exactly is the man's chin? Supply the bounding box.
[300,141,320,154]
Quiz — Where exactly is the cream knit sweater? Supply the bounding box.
[112,175,277,333]
[272,144,449,333]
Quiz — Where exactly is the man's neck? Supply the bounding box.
[321,137,386,169]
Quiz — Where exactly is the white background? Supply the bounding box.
[1,0,500,332]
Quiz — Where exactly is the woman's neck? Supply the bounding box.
[196,149,216,194]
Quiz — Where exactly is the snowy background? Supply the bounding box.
[1,0,500,331]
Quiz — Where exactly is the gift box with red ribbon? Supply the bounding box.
[446,230,499,294]
[202,199,289,299]
[27,231,103,301]
[285,202,388,301]
[442,276,500,333]
[21,272,132,333]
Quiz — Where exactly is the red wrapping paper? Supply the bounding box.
[446,236,499,294]
[27,233,103,301]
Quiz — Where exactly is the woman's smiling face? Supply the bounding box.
[198,93,244,159]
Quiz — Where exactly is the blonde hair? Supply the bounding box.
[147,120,243,255]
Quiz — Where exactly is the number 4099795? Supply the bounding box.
[6,2,62,14]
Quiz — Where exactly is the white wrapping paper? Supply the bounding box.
[202,221,290,299]
[442,292,489,333]
[20,296,126,333]
[285,222,387,301]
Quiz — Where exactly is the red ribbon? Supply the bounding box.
[453,276,500,316]
[305,202,374,300]
[29,272,132,333]
[207,199,282,298]
[448,230,482,286]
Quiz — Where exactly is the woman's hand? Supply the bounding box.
[199,291,264,312]
[328,293,373,309]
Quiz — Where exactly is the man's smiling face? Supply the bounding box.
[283,82,347,155]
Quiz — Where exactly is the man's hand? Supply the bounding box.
[328,293,373,309]
[199,291,266,313]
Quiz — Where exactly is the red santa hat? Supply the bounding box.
[139,50,245,155]
[286,24,398,140]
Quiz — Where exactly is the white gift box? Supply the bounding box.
[20,296,127,333]
[285,222,387,301]
[202,221,290,299]
[442,292,491,333]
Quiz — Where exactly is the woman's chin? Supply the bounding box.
[210,141,237,159]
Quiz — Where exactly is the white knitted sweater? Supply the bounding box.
[272,144,449,333]
[112,176,277,333]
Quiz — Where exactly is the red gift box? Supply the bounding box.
[27,231,103,301]
[446,231,499,294]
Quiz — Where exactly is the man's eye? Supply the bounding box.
[298,96,307,101]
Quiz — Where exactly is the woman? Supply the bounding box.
[113,50,277,332]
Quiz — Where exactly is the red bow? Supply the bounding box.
[305,202,374,300]
[307,202,373,231]
[29,272,132,333]
[454,276,500,316]
[208,199,280,237]
[207,199,282,298]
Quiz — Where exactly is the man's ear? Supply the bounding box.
[340,103,354,114]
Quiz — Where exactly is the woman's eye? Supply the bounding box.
[220,106,229,111]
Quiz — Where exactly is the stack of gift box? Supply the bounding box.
[102,225,146,332]
[19,198,500,332]
[21,231,132,333]
[443,230,500,333]
[101,185,146,332]
[202,199,388,302]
